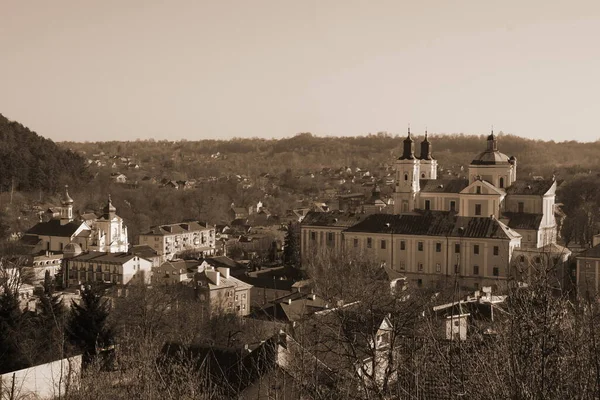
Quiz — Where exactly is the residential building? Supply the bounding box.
[152,259,201,285]
[64,251,152,287]
[138,221,216,262]
[192,266,252,316]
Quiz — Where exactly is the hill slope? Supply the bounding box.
[0,114,89,192]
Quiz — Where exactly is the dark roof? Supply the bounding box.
[141,221,211,235]
[26,220,84,238]
[200,256,243,270]
[131,244,160,259]
[70,251,139,264]
[505,179,555,196]
[338,193,365,199]
[471,150,511,165]
[345,212,519,239]
[579,244,600,259]
[419,179,469,193]
[301,211,366,228]
[19,234,42,246]
[502,212,543,230]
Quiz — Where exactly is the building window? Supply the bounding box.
[499,177,504,188]
[455,244,460,253]
[367,238,372,248]
[520,255,525,262]
[425,200,431,211]
[400,241,406,250]
[381,240,386,250]
[399,262,405,271]
[421,173,425,178]
[518,202,524,213]
[436,242,442,252]
[473,265,479,275]
[418,242,424,251]
[475,204,482,216]
[418,263,423,271]
[450,201,456,212]
[535,256,541,263]
[353,238,359,248]
[327,232,334,242]
[417,279,423,287]
[404,174,408,181]
[476,186,481,194]
[436,263,441,273]
[474,245,479,255]
[493,267,499,276]
[493,246,499,256]
[310,232,316,240]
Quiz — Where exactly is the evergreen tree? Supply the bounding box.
[36,284,67,363]
[67,285,114,363]
[0,287,26,373]
[283,222,301,269]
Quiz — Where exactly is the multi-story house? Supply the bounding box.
[64,251,152,287]
[575,235,600,296]
[192,266,252,317]
[152,259,201,285]
[138,221,216,262]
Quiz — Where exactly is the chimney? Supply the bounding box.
[206,270,220,286]
[287,298,292,305]
[217,267,230,279]
[309,294,316,301]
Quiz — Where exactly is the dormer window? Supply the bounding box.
[476,186,481,194]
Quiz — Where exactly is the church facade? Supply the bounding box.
[301,131,568,290]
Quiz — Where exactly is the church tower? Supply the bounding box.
[90,195,129,253]
[59,185,74,225]
[393,128,420,214]
[418,131,437,179]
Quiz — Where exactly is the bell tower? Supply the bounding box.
[59,185,74,225]
[418,131,437,179]
[393,128,420,214]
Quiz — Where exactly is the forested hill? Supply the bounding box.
[0,114,89,192]
[64,132,600,180]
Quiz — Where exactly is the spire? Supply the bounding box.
[487,126,498,151]
[61,185,74,206]
[103,194,117,219]
[399,125,415,160]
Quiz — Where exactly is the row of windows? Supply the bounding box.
[397,262,500,276]
[360,238,500,256]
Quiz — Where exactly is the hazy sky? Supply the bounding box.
[2,1,599,142]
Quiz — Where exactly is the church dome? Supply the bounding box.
[471,150,511,165]
[63,242,82,258]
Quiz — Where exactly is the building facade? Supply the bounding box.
[65,251,152,287]
[138,221,216,262]
[192,266,252,317]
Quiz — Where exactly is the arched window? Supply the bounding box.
[499,177,504,188]
[421,173,425,178]
[404,174,408,181]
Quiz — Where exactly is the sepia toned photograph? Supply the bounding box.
[1,1,599,398]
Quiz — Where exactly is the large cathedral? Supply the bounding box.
[393,130,557,249]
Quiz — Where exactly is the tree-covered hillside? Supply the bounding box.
[0,114,89,192]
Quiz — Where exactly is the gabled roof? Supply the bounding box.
[419,179,469,194]
[200,256,242,270]
[502,212,543,230]
[131,244,160,259]
[345,211,520,240]
[460,179,506,196]
[505,179,556,196]
[26,220,87,238]
[301,211,367,228]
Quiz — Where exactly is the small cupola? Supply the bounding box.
[420,131,434,160]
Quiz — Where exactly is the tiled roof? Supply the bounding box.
[142,221,211,236]
[578,244,600,259]
[158,259,202,272]
[419,179,469,193]
[345,211,520,240]
[505,179,555,196]
[301,211,367,228]
[70,251,138,264]
[502,212,543,230]
[26,220,85,238]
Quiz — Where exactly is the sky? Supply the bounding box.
[2,0,600,142]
